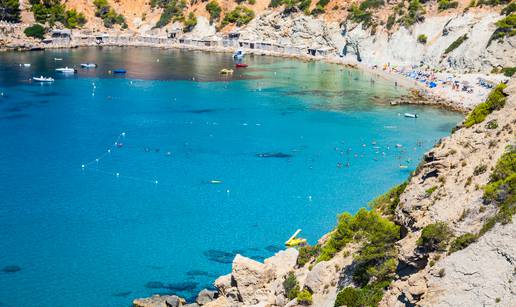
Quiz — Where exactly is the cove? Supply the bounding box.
[0,47,462,306]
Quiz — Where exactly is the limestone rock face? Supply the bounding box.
[231,254,270,305]
[422,222,516,306]
[196,289,217,305]
[304,261,334,294]
[133,295,183,307]
[264,248,299,278]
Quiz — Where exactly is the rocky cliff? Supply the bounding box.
[133,77,515,306]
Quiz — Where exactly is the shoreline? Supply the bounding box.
[2,39,500,113]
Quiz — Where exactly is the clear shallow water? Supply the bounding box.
[0,47,462,306]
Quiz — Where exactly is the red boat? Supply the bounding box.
[235,63,248,68]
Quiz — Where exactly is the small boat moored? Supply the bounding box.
[235,63,248,68]
[54,58,63,61]
[33,76,55,82]
[56,67,77,73]
[404,113,418,118]
[220,68,234,75]
[81,63,98,68]
[112,69,127,74]
[233,49,245,59]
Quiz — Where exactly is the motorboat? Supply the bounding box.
[235,63,248,68]
[81,63,97,68]
[20,63,31,67]
[233,49,245,59]
[404,113,418,118]
[220,68,234,74]
[56,67,76,73]
[33,76,55,82]
[112,69,126,74]
[54,58,63,61]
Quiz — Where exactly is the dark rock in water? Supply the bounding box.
[203,250,236,264]
[145,281,167,289]
[112,291,132,297]
[187,108,219,114]
[2,265,21,273]
[247,247,261,252]
[265,245,282,253]
[256,152,293,158]
[186,270,211,277]
[166,281,198,292]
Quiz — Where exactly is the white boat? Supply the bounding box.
[33,76,55,82]
[81,63,97,68]
[404,113,418,118]
[233,49,245,59]
[56,67,76,73]
[54,58,63,61]
[20,63,31,67]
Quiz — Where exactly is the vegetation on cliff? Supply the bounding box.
[153,0,186,28]
[93,0,126,28]
[24,23,45,39]
[206,0,222,23]
[0,0,20,22]
[444,34,468,54]
[488,13,516,44]
[222,5,255,26]
[30,0,85,28]
[463,83,507,127]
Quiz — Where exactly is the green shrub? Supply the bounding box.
[501,67,516,76]
[296,289,313,305]
[488,14,516,44]
[477,0,510,6]
[444,34,468,54]
[386,14,396,30]
[183,12,197,31]
[417,34,427,44]
[438,0,459,11]
[368,182,407,216]
[222,5,254,26]
[400,0,426,27]
[0,0,21,22]
[449,233,478,253]
[24,23,45,39]
[94,0,126,28]
[474,164,488,176]
[425,186,437,195]
[283,272,300,300]
[501,2,516,15]
[347,4,373,28]
[335,283,386,307]
[486,119,498,129]
[297,245,320,266]
[64,9,86,28]
[464,83,507,127]
[206,0,221,22]
[417,222,452,251]
[30,0,65,25]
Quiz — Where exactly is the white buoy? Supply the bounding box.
[121,132,125,137]
[308,195,313,201]
[116,172,120,177]
[226,189,230,194]
[81,164,85,168]
[154,180,158,184]
[108,149,111,153]
[95,158,99,162]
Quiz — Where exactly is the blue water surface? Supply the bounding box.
[0,47,462,306]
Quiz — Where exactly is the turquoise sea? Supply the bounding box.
[0,47,462,306]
